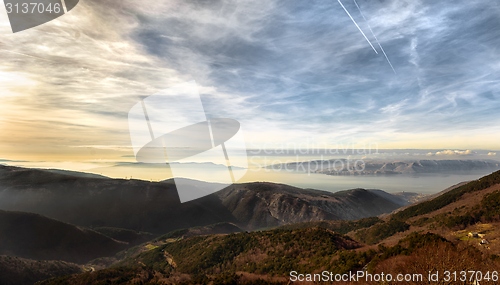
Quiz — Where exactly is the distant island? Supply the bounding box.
[266,159,500,176]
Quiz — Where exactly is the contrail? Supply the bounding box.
[337,0,378,54]
[353,0,396,74]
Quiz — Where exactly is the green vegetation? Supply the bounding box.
[366,232,453,271]
[360,171,500,236]
[41,232,477,285]
[392,170,500,221]
[279,217,382,235]
[411,216,430,227]
[480,190,500,221]
[153,222,242,242]
[41,227,362,284]
[434,190,500,229]
[355,219,410,244]
[396,232,450,251]
[138,228,360,276]
[38,225,500,285]
[155,228,190,241]
[367,232,500,283]
[41,267,159,285]
[0,256,81,285]
[93,227,153,245]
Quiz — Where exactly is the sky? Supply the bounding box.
[0,0,500,172]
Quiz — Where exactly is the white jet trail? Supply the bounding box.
[353,0,396,74]
[337,0,378,54]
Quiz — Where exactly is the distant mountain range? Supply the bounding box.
[0,165,413,234]
[267,159,500,175]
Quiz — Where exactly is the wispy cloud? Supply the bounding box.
[1,0,500,162]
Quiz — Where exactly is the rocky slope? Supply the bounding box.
[217,183,407,229]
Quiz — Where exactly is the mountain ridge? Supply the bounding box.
[0,165,411,233]
[0,209,127,263]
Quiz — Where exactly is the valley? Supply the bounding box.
[0,165,499,284]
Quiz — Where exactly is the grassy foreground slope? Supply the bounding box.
[0,256,81,285]
[356,170,500,245]
[41,227,363,285]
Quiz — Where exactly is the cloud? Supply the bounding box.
[0,70,38,98]
[1,0,500,161]
[428,150,474,156]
